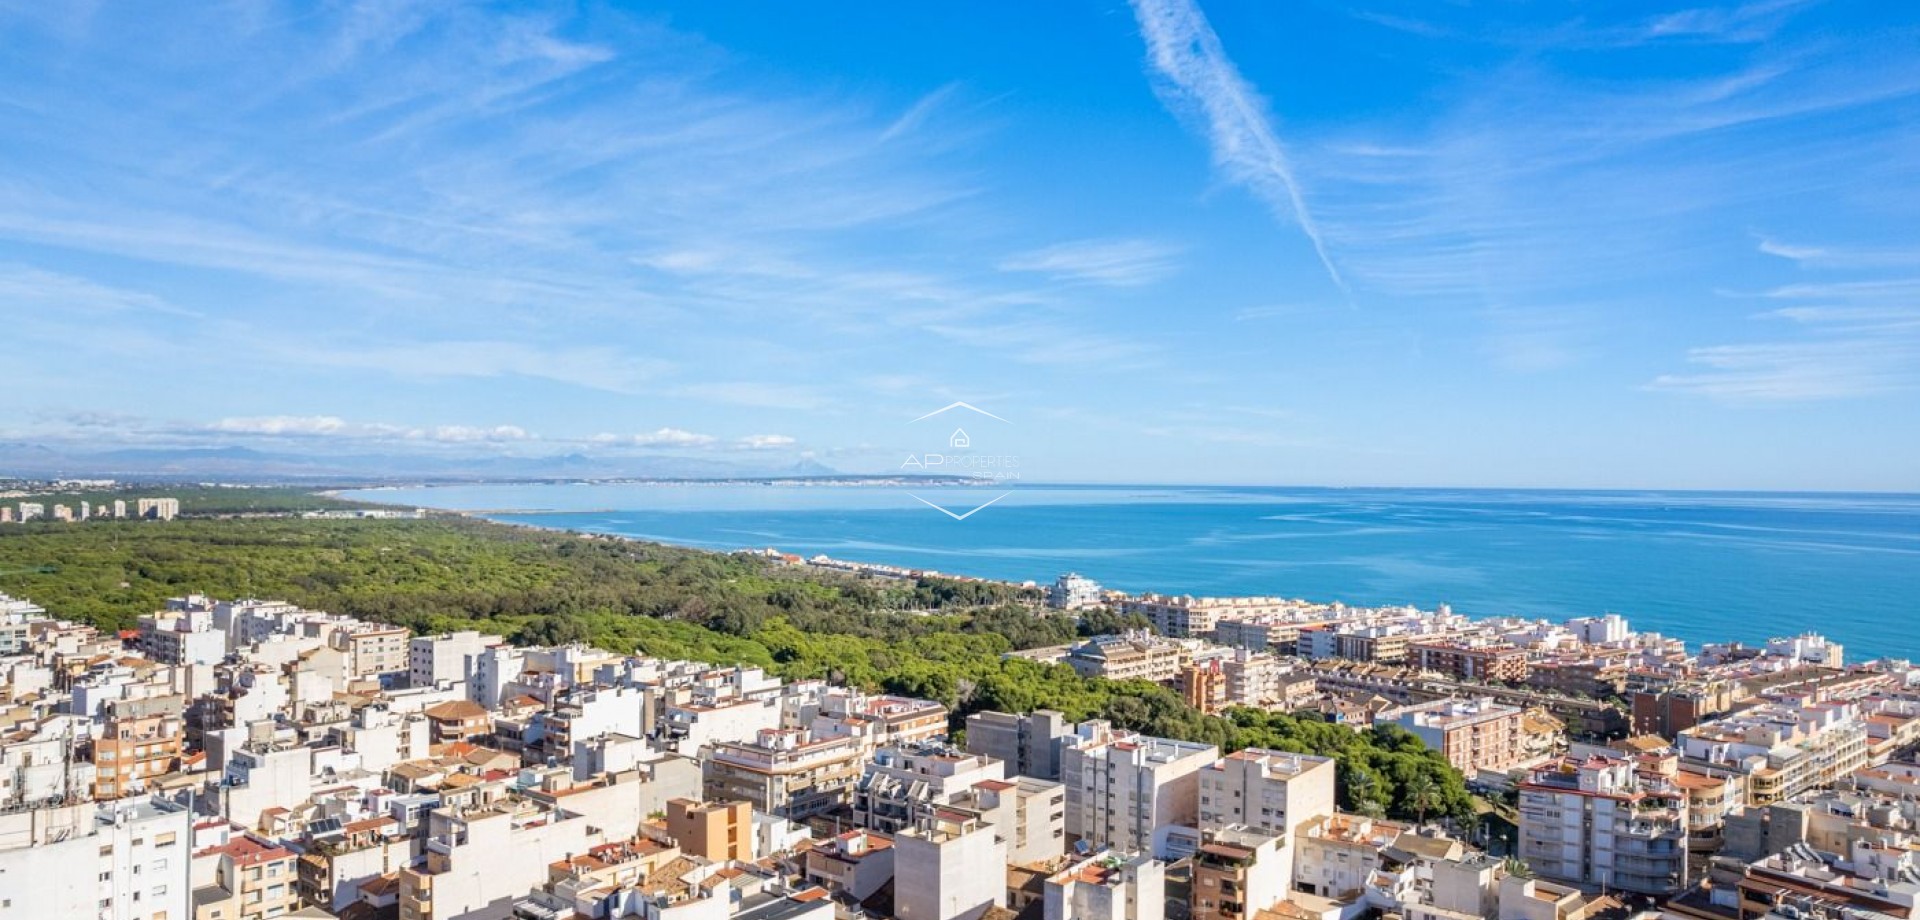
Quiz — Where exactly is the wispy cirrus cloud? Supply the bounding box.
[999,239,1182,287]
[1758,237,1920,270]
[1129,0,1346,293]
[1641,0,1813,43]
[1649,282,1920,401]
[0,1,1141,423]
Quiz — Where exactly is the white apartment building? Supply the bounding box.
[1766,633,1845,667]
[400,802,601,920]
[947,775,1067,865]
[1566,614,1630,645]
[1519,755,1690,896]
[1050,573,1104,610]
[1060,721,1217,859]
[1678,700,1871,805]
[0,796,193,920]
[137,609,227,665]
[136,497,180,520]
[851,741,1006,834]
[1196,748,1336,886]
[407,630,498,688]
[894,813,1007,920]
[1121,595,1301,639]
[1197,748,1336,838]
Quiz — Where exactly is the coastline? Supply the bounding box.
[434,504,1915,666]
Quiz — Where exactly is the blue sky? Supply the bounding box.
[2,0,1917,490]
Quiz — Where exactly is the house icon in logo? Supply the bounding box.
[949,428,970,448]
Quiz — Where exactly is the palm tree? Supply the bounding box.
[1405,773,1440,825]
[1346,766,1388,818]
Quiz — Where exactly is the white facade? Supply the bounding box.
[1567,614,1630,645]
[1060,721,1217,859]
[1049,573,1104,610]
[0,797,192,920]
[894,816,1007,920]
[1044,851,1166,920]
[408,631,497,689]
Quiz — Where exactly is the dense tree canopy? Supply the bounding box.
[0,495,1474,823]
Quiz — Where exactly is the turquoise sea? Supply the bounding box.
[341,484,1920,661]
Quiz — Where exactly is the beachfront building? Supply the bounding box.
[1049,573,1104,610]
[1119,595,1300,639]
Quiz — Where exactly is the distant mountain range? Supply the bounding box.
[0,441,841,484]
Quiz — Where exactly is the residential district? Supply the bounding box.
[4,570,1918,920]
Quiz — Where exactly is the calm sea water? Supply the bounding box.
[341,484,1920,661]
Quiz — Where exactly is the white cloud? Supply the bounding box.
[1129,0,1346,292]
[1758,238,1920,269]
[737,434,796,450]
[209,415,352,436]
[1649,297,1920,402]
[880,82,962,143]
[615,427,719,448]
[424,425,531,443]
[203,415,531,442]
[999,239,1181,287]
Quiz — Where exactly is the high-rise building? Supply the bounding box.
[851,741,1005,834]
[1049,573,1104,610]
[136,497,180,520]
[1060,721,1217,858]
[966,709,1072,781]
[704,727,866,819]
[1518,754,1689,896]
[1196,748,1337,887]
[1197,748,1337,839]
[893,812,1008,920]
[0,797,193,920]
